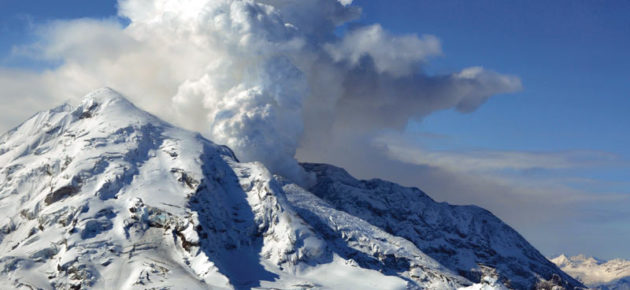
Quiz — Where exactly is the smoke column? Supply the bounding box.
[0,0,522,185]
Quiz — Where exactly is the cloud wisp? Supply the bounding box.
[0,0,521,186]
[361,130,630,256]
[376,135,623,173]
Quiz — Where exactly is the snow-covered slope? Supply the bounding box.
[551,255,630,289]
[299,163,584,290]
[0,88,582,289]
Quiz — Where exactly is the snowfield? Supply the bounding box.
[0,88,582,289]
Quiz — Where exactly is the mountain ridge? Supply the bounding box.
[551,254,630,289]
[298,162,582,289]
[0,88,583,289]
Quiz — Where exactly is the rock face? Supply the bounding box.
[551,254,630,289]
[299,163,583,290]
[0,88,582,289]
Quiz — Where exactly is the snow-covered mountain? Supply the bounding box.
[551,255,630,289]
[0,88,582,289]
[299,163,584,289]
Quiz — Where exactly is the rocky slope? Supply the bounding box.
[298,163,583,290]
[0,88,582,289]
[552,254,630,289]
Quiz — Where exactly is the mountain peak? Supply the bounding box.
[82,87,125,103]
[551,254,570,265]
[64,88,168,132]
[0,92,584,289]
[77,87,144,119]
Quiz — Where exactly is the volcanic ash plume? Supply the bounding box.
[0,0,522,185]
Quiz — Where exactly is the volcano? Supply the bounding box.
[0,88,582,289]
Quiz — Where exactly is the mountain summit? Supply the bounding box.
[0,88,582,289]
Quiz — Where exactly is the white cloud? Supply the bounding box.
[365,131,630,235]
[375,134,621,173]
[0,0,521,186]
[324,24,442,76]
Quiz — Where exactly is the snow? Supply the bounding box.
[300,162,583,289]
[0,88,583,289]
[459,275,509,290]
[551,254,630,289]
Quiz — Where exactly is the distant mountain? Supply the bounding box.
[551,254,630,289]
[0,88,583,289]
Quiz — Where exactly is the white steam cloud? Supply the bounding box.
[0,0,521,185]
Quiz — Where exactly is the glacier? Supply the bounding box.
[0,88,583,289]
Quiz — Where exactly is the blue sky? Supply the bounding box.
[0,0,116,56]
[353,0,630,259]
[1,0,629,259]
[360,0,630,190]
[356,0,630,156]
